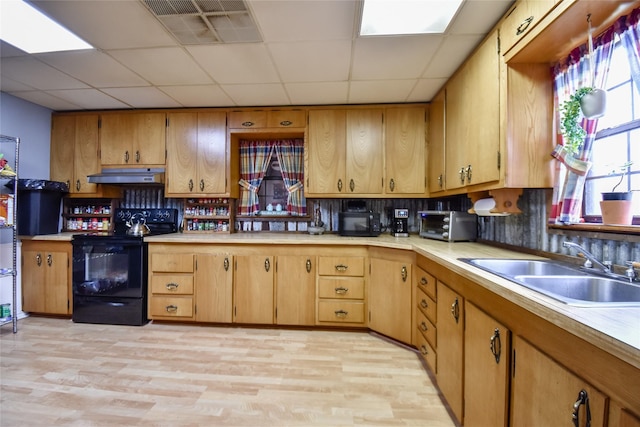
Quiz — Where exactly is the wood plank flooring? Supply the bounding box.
[1,317,455,426]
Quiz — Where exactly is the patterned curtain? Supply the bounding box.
[274,139,306,216]
[238,141,274,215]
[549,26,615,224]
[618,8,640,93]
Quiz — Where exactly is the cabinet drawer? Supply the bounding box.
[500,0,556,55]
[150,274,194,295]
[318,256,365,277]
[415,267,436,300]
[317,301,365,324]
[150,253,194,273]
[417,286,436,324]
[267,110,306,128]
[228,111,267,128]
[416,330,437,373]
[150,296,193,318]
[317,277,365,299]
[417,308,437,348]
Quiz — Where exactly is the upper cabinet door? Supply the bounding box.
[100,113,166,166]
[74,115,101,194]
[196,112,227,194]
[428,90,446,193]
[346,109,383,194]
[50,115,76,191]
[384,107,426,195]
[306,110,347,195]
[500,0,557,57]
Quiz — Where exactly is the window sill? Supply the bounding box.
[548,223,640,239]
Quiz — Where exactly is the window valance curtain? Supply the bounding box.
[237,139,306,216]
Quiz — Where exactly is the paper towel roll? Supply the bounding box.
[473,198,496,216]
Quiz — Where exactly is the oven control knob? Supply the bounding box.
[443,224,449,230]
[442,232,449,238]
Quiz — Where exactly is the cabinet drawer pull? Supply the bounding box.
[334,264,348,272]
[165,305,178,313]
[279,120,293,126]
[334,287,349,294]
[241,121,255,127]
[420,276,428,286]
[165,282,179,291]
[490,328,501,364]
[420,322,428,332]
[516,16,534,35]
[420,299,428,309]
[420,345,428,355]
[334,309,348,318]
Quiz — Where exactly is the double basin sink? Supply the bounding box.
[460,258,640,307]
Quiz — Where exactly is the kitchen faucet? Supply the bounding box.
[562,241,611,274]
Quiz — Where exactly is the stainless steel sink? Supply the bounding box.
[460,258,640,307]
[513,275,640,307]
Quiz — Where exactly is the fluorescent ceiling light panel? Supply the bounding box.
[0,0,93,53]
[360,0,464,36]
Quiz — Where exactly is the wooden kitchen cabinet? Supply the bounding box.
[148,252,195,320]
[500,0,557,57]
[510,335,607,427]
[275,255,316,326]
[166,111,227,196]
[195,253,233,323]
[464,302,511,427]
[414,266,437,372]
[50,114,103,195]
[21,240,71,315]
[427,90,446,193]
[368,249,413,344]
[306,109,383,196]
[234,255,274,324]
[316,254,366,326]
[436,280,464,424]
[228,109,306,129]
[100,112,166,167]
[445,29,501,191]
[384,106,427,195]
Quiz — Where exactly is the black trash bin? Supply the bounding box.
[15,179,68,235]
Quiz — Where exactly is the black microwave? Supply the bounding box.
[338,212,381,237]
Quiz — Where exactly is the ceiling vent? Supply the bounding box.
[142,0,262,44]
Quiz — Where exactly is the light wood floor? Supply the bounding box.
[1,317,456,427]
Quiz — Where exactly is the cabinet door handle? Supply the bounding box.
[199,179,205,191]
[459,167,466,184]
[125,150,129,163]
[279,120,292,127]
[135,151,140,163]
[36,253,42,267]
[75,179,81,191]
[401,265,408,282]
[466,164,472,182]
[47,254,53,267]
[264,258,270,272]
[490,328,502,364]
[451,298,460,323]
[334,309,348,318]
[66,180,71,190]
[337,179,343,192]
[241,121,255,127]
[437,174,443,188]
[188,179,194,192]
[306,258,312,273]
[349,179,355,192]
[334,264,348,272]
[572,389,592,427]
[516,16,534,35]
[165,305,178,313]
[165,283,179,291]
[420,299,428,309]
[420,321,428,332]
[334,287,349,294]
[389,178,395,192]
[224,257,229,271]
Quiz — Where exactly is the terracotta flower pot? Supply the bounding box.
[600,192,634,225]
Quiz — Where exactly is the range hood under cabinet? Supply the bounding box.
[87,168,165,185]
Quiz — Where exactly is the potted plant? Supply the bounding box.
[559,87,605,155]
[600,161,634,225]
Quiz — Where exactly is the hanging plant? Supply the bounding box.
[559,87,593,155]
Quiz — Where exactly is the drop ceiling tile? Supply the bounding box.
[249,0,356,42]
[0,56,89,90]
[6,90,83,111]
[0,40,27,58]
[352,35,442,80]
[109,47,213,86]
[101,87,182,109]
[221,83,289,106]
[160,85,235,107]
[285,82,349,105]
[269,40,352,82]
[46,88,130,110]
[187,44,280,85]
[449,0,514,35]
[0,75,36,92]
[36,50,150,88]
[348,80,416,104]
[407,78,448,102]
[423,35,484,78]
[30,0,178,50]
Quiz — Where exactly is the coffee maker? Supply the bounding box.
[391,208,409,237]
